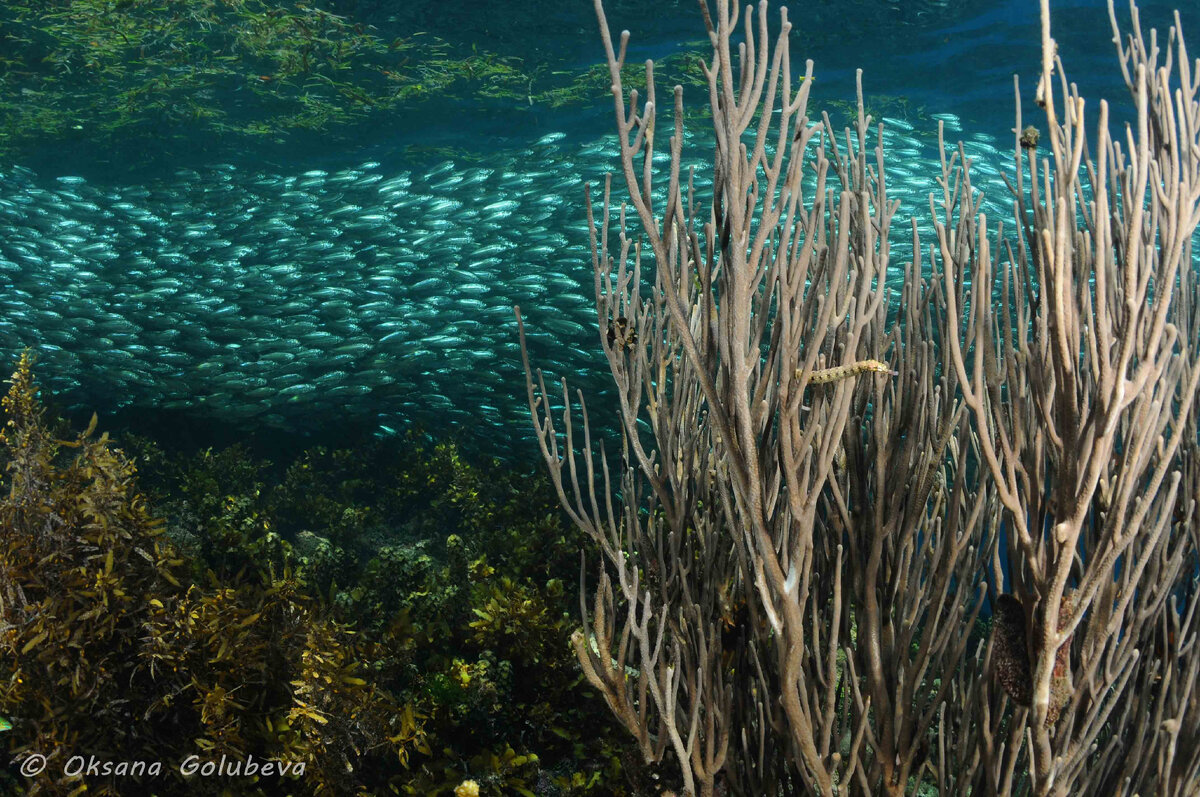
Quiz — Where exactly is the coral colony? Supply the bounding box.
[518,0,1200,794]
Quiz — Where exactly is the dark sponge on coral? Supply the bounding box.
[992,594,1032,707]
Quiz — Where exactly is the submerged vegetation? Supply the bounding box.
[0,0,925,163]
[0,353,656,795]
[0,0,497,151]
[0,0,715,160]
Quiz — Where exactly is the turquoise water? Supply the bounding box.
[0,0,1196,459]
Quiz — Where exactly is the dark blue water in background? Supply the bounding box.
[0,0,1196,461]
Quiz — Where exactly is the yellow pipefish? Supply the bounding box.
[801,359,895,385]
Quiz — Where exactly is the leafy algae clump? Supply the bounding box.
[0,354,653,795]
[0,352,428,795]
